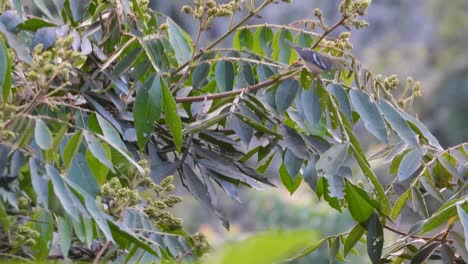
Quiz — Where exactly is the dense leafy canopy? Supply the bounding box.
[0,0,467,263]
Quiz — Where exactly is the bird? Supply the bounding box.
[285,40,350,74]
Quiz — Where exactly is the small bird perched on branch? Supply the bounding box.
[285,40,350,74]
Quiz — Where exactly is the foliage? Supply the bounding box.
[0,0,467,263]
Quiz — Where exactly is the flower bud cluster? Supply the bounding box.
[101,177,140,214]
[0,104,16,141]
[191,232,210,253]
[26,36,85,85]
[12,225,40,248]
[143,175,183,231]
[339,0,370,29]
[181,0,242,29]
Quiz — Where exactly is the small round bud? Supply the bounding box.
[181,5,193,14]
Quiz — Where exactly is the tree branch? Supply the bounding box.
[174,69,299,103]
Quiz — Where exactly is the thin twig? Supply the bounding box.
[311,17,347,49]
[93,241,111,264]
[384,224,450,243]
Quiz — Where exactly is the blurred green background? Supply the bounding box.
[153,0,467,261]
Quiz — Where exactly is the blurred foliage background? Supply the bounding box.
[148,0,467,261]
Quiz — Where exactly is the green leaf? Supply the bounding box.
[0,39,12,100]
[279,163,302,195]
[316,143,349,176]
[57,216,73,259]
[349,142,391,216]
[166,17,193,64]
[34,119,53,150]
[295,31,313,48]
[32,210,53,260]
[0,201,11,232]
[344,224,365,257]
[411,186,429,218]
[275,78,299,113]
[284,149,303,181]
[401,112,442,150]
[377,99,419,148]
[45,165,80,220]
[291,237,327,260]
[419,199,466,233]
[329,84,352,122]
[68,154,101,196]
[192,62,210,89]
[345,180,377,222]
[16,18,56,30]
[457,204,468,252]
[279,125,309,160]
[96,114,127,152]
[233,112,282,137]
[112,45,142,77]
[398,148,422,181]
[272,29,293,64]
[391,189,409,220]
[254,26,273,56]
[367,212,383,264]
[410,243,440,264]
[32,0,55,20]
[108,220,159,257]
[161,77,183,153]
[349,90,388,144]
[329,236,341,264]
[63,131,83,169]
[233,28,254,51]
[317,177,341,211]
[301,82,322,131]
[86,144,110,186]
[68,0,90,21]
[206,229,318,264]
[83,131,114,172]
[134,74,162,149]
[215,61,235,92]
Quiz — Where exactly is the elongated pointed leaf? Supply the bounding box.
[46,165,80,220]
[349,90,388,143]
[0,39,12,100]
[345,180,376,222]
[301,82,322,130]
[35,119,53,150]
[134,75,162,149]
[166,18,193,64]
[316,143,349,176]
[215,61,234,92]
[63,131,83,169]
[275,79,299,113]
[378,99,419,147]
[367,213,383,264]
[344,224,365,257]
[233,28,254,51]
[161,77,183,153]
[398,148,422,181]
[457,204,468,252]
[410,243,440,264]
[254,26,273,56]
[83,131,114,172]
